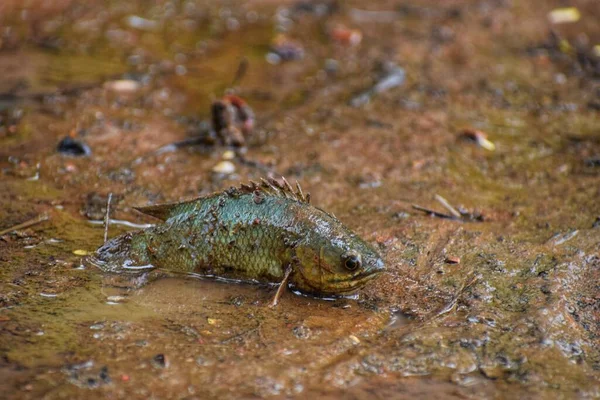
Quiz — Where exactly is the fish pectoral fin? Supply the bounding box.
[268,264,293,308]
[134,203,180,221]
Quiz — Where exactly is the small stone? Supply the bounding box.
[461,129,495,151]
[106,295,126,303]
[222,150,235,160]
[99,366,111,383]
[269,34,304,61]
[126,15,160,31]
[196,356,214,367]
[292,325,311,340]
[152,354,168,369]
[548,7,580,24]
[212,161,235,175]
[445,256,461,264]
[104,79,141,94]
[330,26,362,46]
[57,137,91,157]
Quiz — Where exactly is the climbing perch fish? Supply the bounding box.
[86,178,385,301]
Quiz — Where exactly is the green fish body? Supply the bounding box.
[87,178,384,295]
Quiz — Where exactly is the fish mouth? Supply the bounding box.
[316,266,384,295]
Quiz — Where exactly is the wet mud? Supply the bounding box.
[1,0,599,398]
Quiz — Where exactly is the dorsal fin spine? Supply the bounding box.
[135,177,310,220]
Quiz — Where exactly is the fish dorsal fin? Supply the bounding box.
[133,200,191,221]
[135,177,310,221]
[237,177,310,204]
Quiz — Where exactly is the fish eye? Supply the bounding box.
[342,252,362,271]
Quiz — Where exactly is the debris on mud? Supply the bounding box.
[412,195,484,222]
[267,34,305,64]
[57,136,91,157]
[349,62,406,107]
[444,256,461,264]
[584,157,600,168]
[0,214,49,237]
[212,94,255,147]
[212,160,236,175]
[152,354,168,369]
[530,30,600,79]
[547,7,581,25]
[0,109,22,138]
[330,26,362,46]
[460,129,495,151]
[546,229,579,246]
[152,94,256,155]
[291,1,338,18]
[104,79,141,95]
[64,362,111,389]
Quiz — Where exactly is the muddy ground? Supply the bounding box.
[1,0,599,398]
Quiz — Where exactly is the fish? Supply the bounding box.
[86,178,385,302]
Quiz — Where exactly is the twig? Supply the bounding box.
[231,57,249,87]
[88,219,154,229]
[269,265,292,308]
[434,194,462,219]
[411,204,457,220]
[0,214,49,236]
[349,63,405,107]
[104,193,112,243]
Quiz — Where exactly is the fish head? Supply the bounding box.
[292,232,385,296]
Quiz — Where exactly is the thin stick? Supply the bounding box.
[412,204,457,220]
[269,265,292,308]
[434,194,462,219]
[0,214,49,236]
[232,57,249,87]
[89,219,154,229]
[104,193,112,243]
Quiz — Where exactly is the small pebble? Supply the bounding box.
[292,325,311,340]
[152,354,168,369]
[106,295,126,303]
[222,150,235,160]
[104,79,141,94]
[331,27,362,46]
[445,256,461,264]
[212,161,235,175]
[461,129,495,151]
[126,15,159,31]
[57,137,91,157]
[548,7,580,24]
[196,356,214,367]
